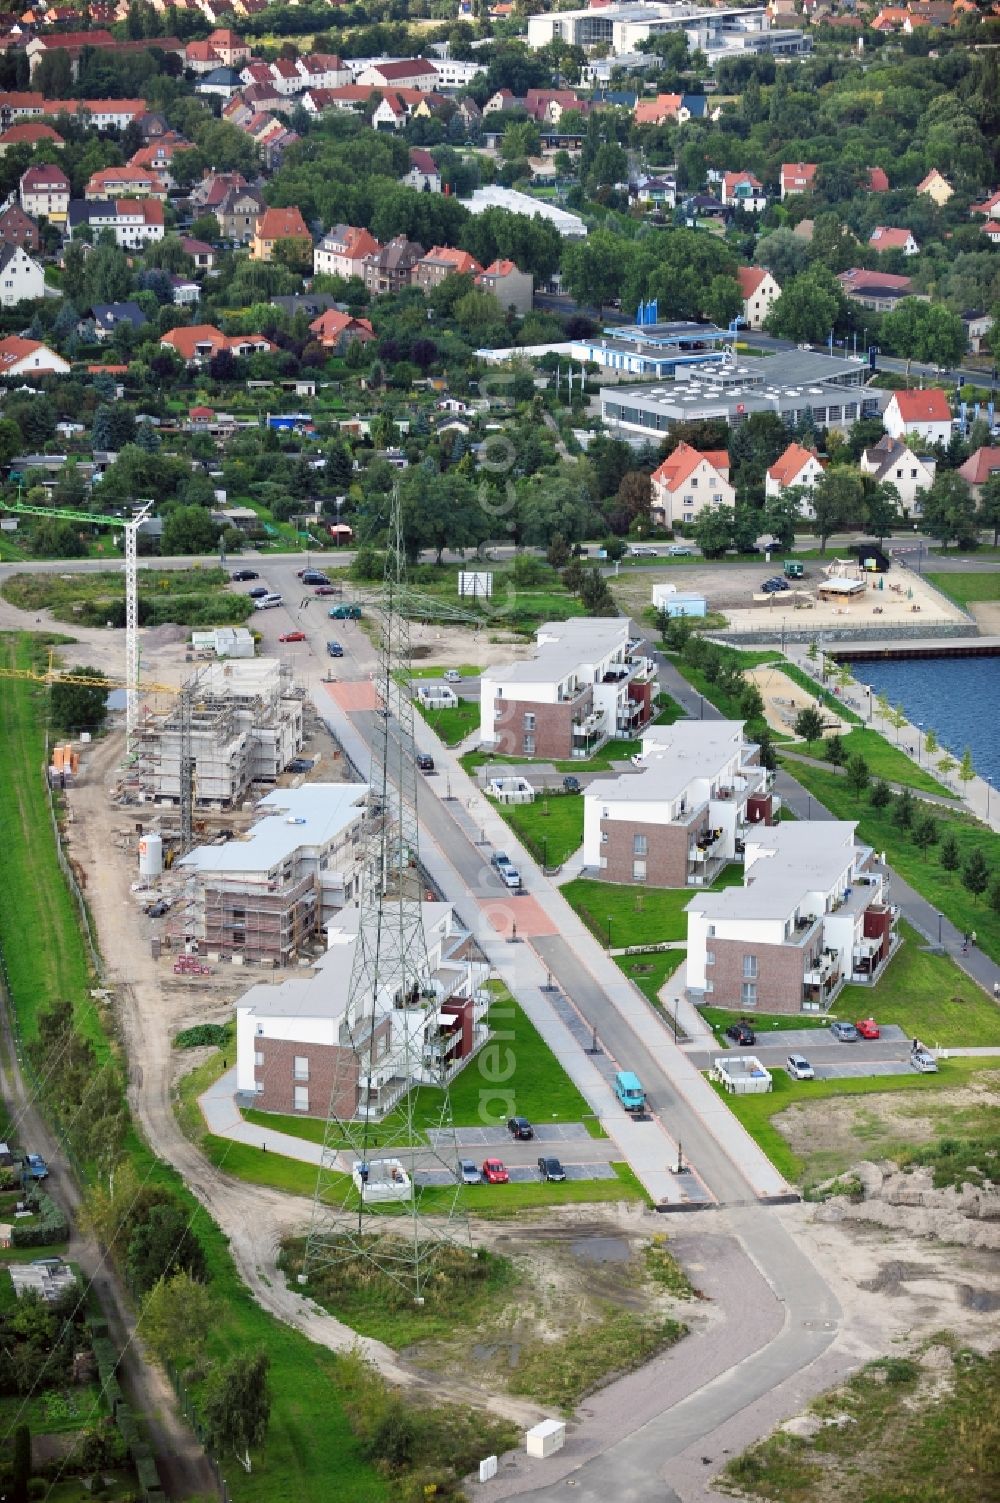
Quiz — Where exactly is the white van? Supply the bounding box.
[255,592,283,610]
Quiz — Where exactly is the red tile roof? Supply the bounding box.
[957,446,1000,487]
[768,443,821,486]
[890,388,951,423]
[255,205,310,240]
[652,442,730,492]
[736,265,769,298]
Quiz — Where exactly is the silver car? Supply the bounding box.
[786,1054,815,1080]
[910,1048,938,1074]
[458,1159,482,1185]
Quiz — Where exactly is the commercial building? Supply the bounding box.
[131,659,304,809]
[686,821,895,1015]
[177,783,369,964]
[462,185,587,239]
[235,902,491,1118]
[570,320,729,379]
[583,721,775,886]
[480,618,657,759]
[600,350,886,442]
[525,3,810,66]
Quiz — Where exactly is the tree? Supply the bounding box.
[202,1352,271,1471]
[862,480,899,541]
[126,1202,206,1295]
[913,815,939,853]
[31,518,86,559]
[765,267,845,346]
[888,703,908,742]
[692,503,734,559]
[962,848,989,903]
[924,728,938,758]
[939,830,960,872]
[141,1271,214,1369]
[937,752,957,780]
[794,706,825,746]
[958,746,975,789]
[845,753,869,796]
[869,778,892,809]
[920,471,978,549]
[161,505,220,555]
[979,474,1000,546]
[810,467,864,553]
[826,734,846,771]
[988,875,1000,921]
[50,667,108,735]
[881,298,966,373]
[893,788,916,829]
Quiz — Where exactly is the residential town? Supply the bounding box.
[0,2,997,1502]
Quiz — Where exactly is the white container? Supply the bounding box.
[526,1420,566,1459]
[138,832,163,877]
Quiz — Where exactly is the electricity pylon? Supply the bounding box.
[304,485,469,1302]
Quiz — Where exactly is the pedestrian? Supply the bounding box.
[993,982,999,1000]
[971,931,977,947]
[222,1057,227,1069]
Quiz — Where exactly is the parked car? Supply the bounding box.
[146,899,170,918]
[724,1021,756,1046]
[278,631,306,643]
[314,585,336,596]
[299,570,329,585]
[830,1021,860,1042]
[443,669,462,683]
[459,1159,482,1185]
[491,851,512,871]
[286,758,313,774]
[666,545,694,557]
[855,1017,880,1039]
[231,569,259,582]
[482,1158,509,1184]
[786,1054,815,1081]
[22,1154,49,1180]
[761,577,790,594]
[563,775,581,794]
[254,593,282,610]
[497,864,521,890]
[328,603,362,619]
[248,585,269,598]
[416,753,435,772]
[507,1116,533,1140]
[629,545,658,557]
[910,1047,938,1074]
[538,1156,566,1182]
[326,641,343,658]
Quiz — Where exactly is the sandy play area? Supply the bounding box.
[722,561,970,634]
[745,660,855,738]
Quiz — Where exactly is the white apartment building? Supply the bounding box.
[235,902,491,1119]
[67,198,164,247]
[177,783,369,963]
[313,223,381,280]
[480,619,657,759]
[685,821,895,1015]
[583,721,775,886]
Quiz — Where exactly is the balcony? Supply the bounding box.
[557,682,588,704]
[803,948,839,986]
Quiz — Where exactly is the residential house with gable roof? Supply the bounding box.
[869,226,919,256]
[721,171,766,213]
[650,443,734,529]
[860,434,935,515]
[883,388,951,445]
[916,168,953,205]
[765,444,825,515]
[737,265,781,329]
[780,162,816,200]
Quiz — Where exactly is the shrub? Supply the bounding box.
[173,1024,228,1049]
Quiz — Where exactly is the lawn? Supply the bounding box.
[840,921,1000,1047]
[786,759,1000,964]
[925,571,1000,607]
[562,866,744,948]
[0,1383,105,1437]
[498,790,584,867]
[785,728,954,797]
[414,698,480,747]
[616,949,687,1010]
[708,1057,1000,1184]
[408,664,481,680]
[700,1007,833,1036]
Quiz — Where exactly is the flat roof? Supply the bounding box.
[180,783,368,875]
[686,821,860,920]
[586,720,747,804]
[484,618,630,686]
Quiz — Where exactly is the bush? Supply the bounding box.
[174,1024,228,1049]
[10,1191,70,1248]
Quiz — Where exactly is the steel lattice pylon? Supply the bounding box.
[304,486,470,1301]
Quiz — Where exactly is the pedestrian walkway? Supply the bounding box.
[200,1068,325,1165]
[779,745,961,811]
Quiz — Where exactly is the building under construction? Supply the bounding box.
[129,659,305,809]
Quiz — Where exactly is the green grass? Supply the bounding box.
[785,760,1000,964]
[461,693,686,776]
[408,664,481,679]
[1,568,253,629]
[786,728,955,798]
[840,921,1000,1047]
[414,698,480,747]
[617,949,687,1009]
[508,1310,685,1411]
[708,1057,1000,1184]
[925,571,1000,607]
[498,790,584,867]
[0,1383,105,1437]
[562,866,744,948]
[700,1006,833,1035]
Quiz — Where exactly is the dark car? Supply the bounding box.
[537,1156,566,1182]
[286,757,314,774]
[300,570,329,585]
[248,585,269,599]
[326,641,344,658]
[724,1021,756,1046]
[416,753,435,772]
[146,899,170,918]
[507,1116,534,1140]
[761,577,790,594]
[563,774,581,793]
[231,569,259,582]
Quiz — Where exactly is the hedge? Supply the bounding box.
[10,1191,70,1247]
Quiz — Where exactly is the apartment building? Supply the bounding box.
[251,205,311,263]
[235,902,491,1119]
[177,783,369,964]
[411,244,482,292]
[67,198,164,247]
[686,821,895,1014]
[582,721,775,886]
[362,235,424,295]
[0,243,44,306]
[19,163,70,221]
[650,442,734,529]
[480,618,656,759]
[737,265,781,329]
[860,435,935,514]
[476,258,534,316]
[313,223,381,279]
[765,442,825,509]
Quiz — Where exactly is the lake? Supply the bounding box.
[855,657,1000,788]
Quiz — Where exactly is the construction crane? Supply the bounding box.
[0,663,200,853]
[0,498,153,747]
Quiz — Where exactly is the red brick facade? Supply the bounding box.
[600,812,704,886]
[706,936,808,1013]
[491,691,591,759]
[252,1019,390,1118]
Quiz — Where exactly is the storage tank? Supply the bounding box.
[138,833,163,878]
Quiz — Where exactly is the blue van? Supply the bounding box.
[614,1071,645,1112]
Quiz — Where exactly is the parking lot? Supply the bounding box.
[692,1024,927,1082]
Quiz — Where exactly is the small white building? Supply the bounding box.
[0,242,44,305]
[883,388,952,446]
[860,435,935,515]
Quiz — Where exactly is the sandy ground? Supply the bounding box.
[744,660,854,738]
[408,618,536,670]
[969,600,1000,634]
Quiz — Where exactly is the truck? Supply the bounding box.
[614,1070,646,1112]
[783,560,804,579]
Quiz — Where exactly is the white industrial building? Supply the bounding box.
[132,659,304,808]
[175,783,369,964]
[235,902,491,1119]
[526,3,811,66]
[461,185,587,239]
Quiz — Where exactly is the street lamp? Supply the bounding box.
[915,722,923,765]
[606,916,613,949]
[806,794,813,820]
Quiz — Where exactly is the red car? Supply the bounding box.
[482,1158,509,1184]
[314,586,336,596]
[855,1017,880,1039]
[278,631,307,643]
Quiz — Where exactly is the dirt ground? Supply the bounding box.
[407,619,535,670]
[744,660,854,737]
[968,600,1000,634]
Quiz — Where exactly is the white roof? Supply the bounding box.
[484,618,629,686]
[462,186,587,237]
[586,721,747,804]
[180,783,368,875]
[687,821,860,920]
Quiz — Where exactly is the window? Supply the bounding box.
[293,1085,309,1112]
[254,1050,263,1068]
[523,734,535,755]
[601,830,608,843]
[689,477,698,488]
[633,833,648,857]
[293,1056,309,1082]
[704,979,714,994]
[632,859,647,882]
[712,492,722,504]
[742,955,758,979]
[705,950,715,966]
[741,981,758,1006]
[683,512,693,523]
[707,924,716,938]
[523,712,536,730]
